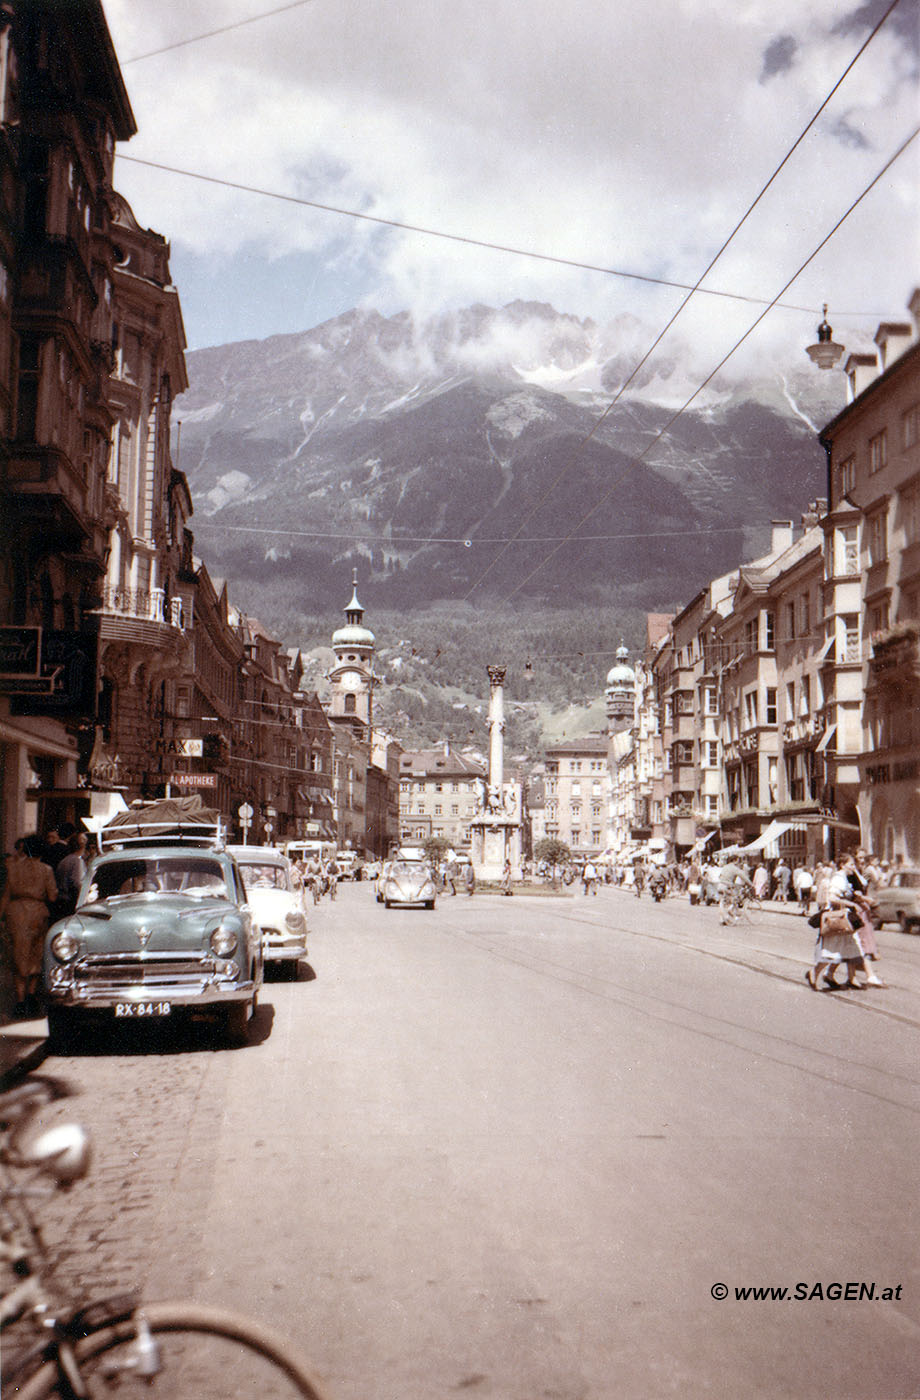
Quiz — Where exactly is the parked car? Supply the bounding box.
[362,860,382,883]
[227,846,307,977]
[378,859,437,910]
[44,810,263,1049]
[871,869,920,931]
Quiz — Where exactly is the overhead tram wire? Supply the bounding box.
[117,153,854,319]
[496,125,920,608]
[121,1,319,64]
[459,0,905,600]
[193,520,755,547]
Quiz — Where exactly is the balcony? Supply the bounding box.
[98,585,185,647]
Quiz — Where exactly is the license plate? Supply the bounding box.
[114,1002,172,1017]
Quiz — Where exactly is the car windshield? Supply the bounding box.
[389,862,427,879]
[84,857,228,902]
[240,863,290,891]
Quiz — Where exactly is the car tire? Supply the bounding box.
[223,1000,252,1045]
[47,1006,83,1054]
[425,900,435,910]
[384,899,392,909]
[899,912,919,933]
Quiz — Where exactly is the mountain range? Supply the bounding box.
[175,301,840,619]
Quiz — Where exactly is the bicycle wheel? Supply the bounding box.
[16,1300,331,1400]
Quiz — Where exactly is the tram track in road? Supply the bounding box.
[429,900,920,1116]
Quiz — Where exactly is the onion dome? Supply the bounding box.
[605,645,635,688]
[332,573,375,649]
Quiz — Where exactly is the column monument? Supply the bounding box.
[469,665,523,881]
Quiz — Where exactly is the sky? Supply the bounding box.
[103,0,919,385]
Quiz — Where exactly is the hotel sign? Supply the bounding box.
[0,626,41,682]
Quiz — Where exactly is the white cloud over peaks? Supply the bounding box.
[105,0,918,363]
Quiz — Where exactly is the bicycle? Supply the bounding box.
[1,1077,330,1398]
[718,885,760,925]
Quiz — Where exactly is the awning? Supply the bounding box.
[815,724,837,753]
[740,819,806,855]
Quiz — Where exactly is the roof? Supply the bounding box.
[545,734,609,757]
[399,749,485,778]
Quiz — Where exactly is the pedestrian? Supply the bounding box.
[41,826,68,873]
[445,858,458,896]
[834,854,883,983]
[463,861,476,896]
[54,832,87,917]
[633,861,646,898]
[582,858,598,895]
[0,834,58,1015]
[774,859,792,902]
[500,858,513,896]
[753,863,769,900]
[793,863,814,914]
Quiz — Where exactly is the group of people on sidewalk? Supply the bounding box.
[0,825,90,1018]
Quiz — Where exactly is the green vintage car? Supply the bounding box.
[43,842,263,1050]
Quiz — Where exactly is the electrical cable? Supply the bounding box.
[458,0,905,600]
[194,520,755,546]
[121,1,317,64]
[117,153,863,318]
[484,124,919,607]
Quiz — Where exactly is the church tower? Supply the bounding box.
[328,570,375,732]
[605,645,636,735]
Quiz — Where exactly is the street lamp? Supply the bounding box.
[806,306,844,370]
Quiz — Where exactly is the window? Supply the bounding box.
[838,456,856,496]
[344,693,356,714]
[786,602,796,641]
[744,618,757,651]
[869,430,888,474]
[800,594,810,638]
[705,794,719,818]
[843,615,860,663]
[869,599,890,636]
[704,740,719,767]
[836,526,859,576]
[867,511,888,565]
[764,612,775,650]
[703,688,718,716]
[765,687,777,725]
[901,483,920,545]
[786,682,795,721]
[903,403,919,450]
[571,782,581,797]
[434,805,442,815]
[744,691,758,728]
[799,675,810,717]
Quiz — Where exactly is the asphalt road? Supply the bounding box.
[24,884,920,1399]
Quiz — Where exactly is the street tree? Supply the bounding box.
[533,836,571,887]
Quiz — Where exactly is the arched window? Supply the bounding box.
[344,693,356,714]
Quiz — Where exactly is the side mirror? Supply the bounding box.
[23,1122,92,1185]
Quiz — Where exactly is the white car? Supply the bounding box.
[871,869,920,932]
[227,847,308,977]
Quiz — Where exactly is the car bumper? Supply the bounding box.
[263,945,307,963]
[45,953,258,1009]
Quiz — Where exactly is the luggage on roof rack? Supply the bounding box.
[98,796,225,851]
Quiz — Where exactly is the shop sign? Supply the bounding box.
[172,773,218,789]
[0,626,41,681]
[9,631,97,716]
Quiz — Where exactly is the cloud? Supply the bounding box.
[104,0,919,371]
[760,35,798,81]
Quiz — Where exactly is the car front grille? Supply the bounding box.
[73,951,216,992]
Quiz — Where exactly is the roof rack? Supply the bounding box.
[97,797,225,853]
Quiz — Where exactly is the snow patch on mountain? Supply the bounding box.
[486,392,555,438]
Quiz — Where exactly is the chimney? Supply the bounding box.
[771,520,794,555]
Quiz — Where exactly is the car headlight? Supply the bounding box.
[50,929,81,963]
[210,923,239,957]
[284,910,306,931]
